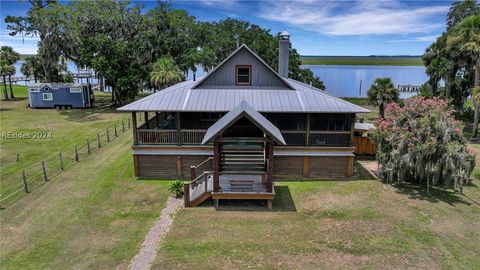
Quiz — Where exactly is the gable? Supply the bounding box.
[194,46,292,90]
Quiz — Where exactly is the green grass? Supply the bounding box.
[0,134,173,269]
[0,85,126,193]
[154,179,480,269]
[301,56,423,66]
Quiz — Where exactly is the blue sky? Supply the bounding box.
[0,0,453,56]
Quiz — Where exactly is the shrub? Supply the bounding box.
[169,180,184,198]
[371,96,475,194]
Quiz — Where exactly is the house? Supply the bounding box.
[118,32,369,208]
[28,83,94,109]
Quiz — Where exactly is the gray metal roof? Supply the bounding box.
[29,83,86,89]
[118,78,369,113]
[354,122,375,131]
[201,101,286,145]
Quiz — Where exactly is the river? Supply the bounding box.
[14,61,427,98]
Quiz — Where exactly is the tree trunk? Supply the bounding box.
[379,103,385,119]
[2,76,9,100]
[8,75,14,99]
[34,75,37,83]
[472,64,480,140]
[193,71,196,81]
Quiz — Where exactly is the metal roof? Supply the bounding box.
[354,122,375,131]
[118,78,369,113]
[29,83,87,89]
[201,101,286,145]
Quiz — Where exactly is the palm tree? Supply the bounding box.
[150,57,184,92]
[0,61,9,100]
[0,46,20,98]
[21,57,41,83]
[6,65,16,99]
[367,77,399,118]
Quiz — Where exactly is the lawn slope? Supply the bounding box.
[0,134,171,269]
[155,179,480,269]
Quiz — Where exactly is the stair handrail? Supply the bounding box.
[190,157,213,181]
[184,170,213,207]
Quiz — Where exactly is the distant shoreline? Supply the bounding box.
[300,56,423,66]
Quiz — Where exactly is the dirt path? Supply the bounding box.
[128,197,183,270]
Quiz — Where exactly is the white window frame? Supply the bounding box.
[30,88,40,92]
[42,93,53,101]
[70,87,82,93]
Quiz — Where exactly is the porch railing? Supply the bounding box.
[136,129,351,146]
[136,129,206,145]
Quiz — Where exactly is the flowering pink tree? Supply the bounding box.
[371,96,475,194]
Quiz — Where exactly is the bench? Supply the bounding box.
[229,180,254,189]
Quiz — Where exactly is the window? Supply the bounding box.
[70,88,82,93]
[42,93,53,101]
[200,112,222,122]
[30,88,39,92]
[236,65,251,86]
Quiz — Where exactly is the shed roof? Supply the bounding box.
[201,101,286,145]
[29,83,86,89]
[354,122,375,132]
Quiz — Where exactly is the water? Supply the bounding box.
[302,65,428,98]
[13,61,428,98]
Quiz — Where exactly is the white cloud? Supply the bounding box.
[259,0,449,36]
[388,35,439,43]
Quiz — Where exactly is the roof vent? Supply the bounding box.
[278,31,290,78]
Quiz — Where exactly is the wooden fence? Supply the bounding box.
[0,117,132,208]
[353,136,376,156]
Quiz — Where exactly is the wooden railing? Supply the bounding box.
[136,130,177,144]
[309,131,351,146]
[184,171,213,207]
[135,129,206,145]
[281,130,306,145]
[181,129,207,144]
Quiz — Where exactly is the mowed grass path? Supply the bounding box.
[0,86,126,192]
[0,134,172,269]
[155,178,480,269]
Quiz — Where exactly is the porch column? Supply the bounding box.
[132,112,138,145]
[266,141,274,193]
[176,112,181,145]
[144,112,149,125]
[213,141,220,192]
[306,113,310,146]
[155,112,160,127]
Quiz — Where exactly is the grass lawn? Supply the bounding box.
[0,85,126,193]
[155,178,480,269]
[301,56,423,66]
[0,134,172,269]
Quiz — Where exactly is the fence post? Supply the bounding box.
[59,152,64,171]
[16,153,20,162]
[122,120,125,132]
[114,124,118,137]
[74,145,79,162]
[22,170,29,193]
[41,160,48,182]
[106,129,110,142]
[97,132,101,148]
[87,138,91,154]
[128,118,131,129]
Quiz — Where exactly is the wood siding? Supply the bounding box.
[273,157,304,179]
[134,154,351,179]
[308,157,349,178]
[353,136,376,156]
[195,49,290,89]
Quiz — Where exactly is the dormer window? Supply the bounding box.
[236,65,251,86]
